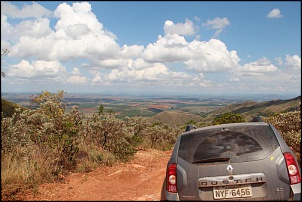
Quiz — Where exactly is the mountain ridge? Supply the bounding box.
[149,96,301,127]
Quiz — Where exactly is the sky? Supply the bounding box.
[1,1,301,96]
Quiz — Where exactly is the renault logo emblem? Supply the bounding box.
[227,164,233,174]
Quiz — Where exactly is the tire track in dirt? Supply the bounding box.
[19,149,172,201]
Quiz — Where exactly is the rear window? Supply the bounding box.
[178,124,279,164]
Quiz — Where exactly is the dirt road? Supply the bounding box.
[19,149,172,201]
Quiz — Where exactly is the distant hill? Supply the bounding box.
[150,96,301,127]
[148,110,203,127]
[1,99,27,118]
[205,96,301,122]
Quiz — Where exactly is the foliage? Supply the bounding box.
[98,105,104,115]
[81,113,137,161]
[142,122,182,150]
[212,112,245,125]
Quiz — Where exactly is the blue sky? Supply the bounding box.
[1,1,301,96]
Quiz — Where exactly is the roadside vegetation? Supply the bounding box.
[1,91,182,200]
[1,91,301,200]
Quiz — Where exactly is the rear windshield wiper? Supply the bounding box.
[192,157,230,164]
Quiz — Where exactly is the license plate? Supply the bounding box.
[213,184,252,199]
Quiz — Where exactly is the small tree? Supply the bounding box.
[29,90,82,171]
[98,105,104,115]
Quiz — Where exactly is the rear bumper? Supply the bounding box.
[160,178,180,201]
[162,184,301,201]
[291,183,301,201]
[164,192,179,201]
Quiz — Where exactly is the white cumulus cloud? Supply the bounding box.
[15,18,53,38]
[285,55,301,70]
[142,34,191,63]
[234,57,278,76]
[164,19,196,36]
[66,24,91,39]
[202,17,230,38]
[6,1,121,65]
[267,8,283,18]
[184,39,240,72]
[7,60,66,80]
[1,1,52,18]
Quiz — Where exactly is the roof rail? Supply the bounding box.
[250,116,263,122]
[185,124,197,132]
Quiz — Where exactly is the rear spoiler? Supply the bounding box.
[185,116,264,132]
[249,116,263,122]
[185,124,197,132]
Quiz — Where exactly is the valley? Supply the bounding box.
[2,92,300,127]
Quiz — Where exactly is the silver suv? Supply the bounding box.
[160,119,301,201]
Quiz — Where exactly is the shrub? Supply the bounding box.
[140,122,182,150]
[80,113,137,162]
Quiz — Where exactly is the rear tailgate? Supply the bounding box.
[177,148,290,200]
[176,123,291,201]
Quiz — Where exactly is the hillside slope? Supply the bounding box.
[205,96,301,122]
[150,96,301,126]
[148,110,203,127]
[1,99,27,118]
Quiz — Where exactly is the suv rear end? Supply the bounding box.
[161,122,301,201]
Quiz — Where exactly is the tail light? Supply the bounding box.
[166,163,177,193]
[284,152,301,184]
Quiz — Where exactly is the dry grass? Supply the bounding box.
[1,146,58,200]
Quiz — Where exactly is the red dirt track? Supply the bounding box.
[18,149,172,201]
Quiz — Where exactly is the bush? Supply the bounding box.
[140,122,182,150]
[80,114,142,162]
